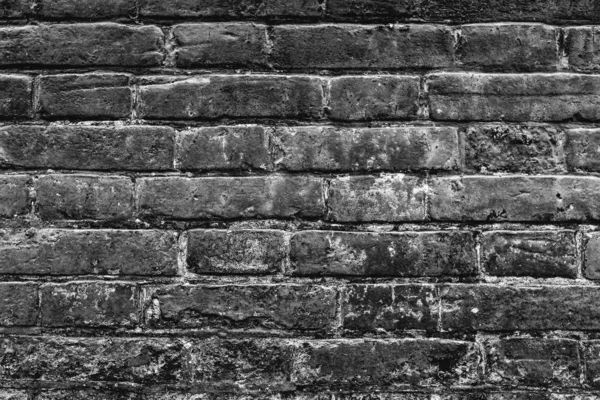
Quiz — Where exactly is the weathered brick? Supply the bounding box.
[0,336,184,383]
[441,285,600,331]
[342,285,437,333]
[187,229,285,274]
[291,339,479,387]
[145,285,337,332]
[583,341,600,387]
[0,283,38,326]
[0,125,174,170]
[138,0,322,17]
[272,126,459,171]
[40,74,131,120]
[582,232,600,280]
[39,0,135,19]
[0,175,31,217]
[326,0,410,19]
[138,76,324,120]
[0,75,32,118]
[173,23,268,68]
[36,175,134,221]
[430,176,600,222]
[271,24,453,69]
[41,282,139,327]
[328,175,426,222]
[481,231,577,278]
[0,0,31,18]
[0,24,163,66]
[484,338,580,387]
[457,24,559,71]
[329,76,420,121]
[0,391,27,400]
[428,73,600,121]
[464,124,564,173]
[177,126,270,171]
[565,128,600,172]
[565,27,600,73]
[290,230,477,276]
[137,176,325,220]
[0,229,177,276]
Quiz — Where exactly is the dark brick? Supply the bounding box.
[272,126,459,171]
[328,175,426,222]
[290,230,477,276]
[326,0,410,19]
[177,126,270,171]
[0,75,32,118]
[0,336,184,383]
[329,76,420,121]
[565,128,600,172]
[39,0,136,19]
[145,285,336,332]
[0,229,177,276]
[583,341,600,387]
[173,23,268,68]
[464,124,564,173]
[39,74,131,120]
[430,176,600,222]
[0,283,38,326]
[291,339,479,387]
[582,232,600,280]
[342,284,437,333]
[482,231,577,278]
[36,175,134,221]
[271,24,453,69]
[187,229,285,274]
[137,176,325,220]
[428,73,600,121]
[138,75,324,120]
[0,24,163,66]
[0,0,31,18]
[457,24,559,71]
[565,27,600,73]
[484,338,580,387]
[0,125,174,170]
[441,285,600,331]
[0,175,30,217]
[41,282,139,327]
[138,0,322,17]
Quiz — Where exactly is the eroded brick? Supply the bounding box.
[565,128,600,172]
[138,0,322,18]
[0,175,30,217]
[0,283,38,326]
[39,0,136,19]
[565,27,600,72]
[0,75,32,118]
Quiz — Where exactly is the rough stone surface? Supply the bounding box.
[0,75,32,118]
[138,0,323,17]
[0,283,38,326]
[0,175,31,217]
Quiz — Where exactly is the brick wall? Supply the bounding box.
[2,0,600,399]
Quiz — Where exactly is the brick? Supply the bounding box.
[326,0,411,19]
[0,229,177,276]
[0,175,30,217]
[0,24,163,66]
[39,0,135,19]
[41,282,139,327]
[291,339,479,387]
[428,73,600,121]
[186,229,285,274]
[0,0,31,18]
[329,76,420,121]
[39,74,131,120]
[173,23,268,68]
[456,24,559,71]
[271,24,453,69]
[139,0,322,17]
[565,27,600,73]
[0,336,184,383]
[36,175,134,221]
[0,125,175,170]
[484,338,580,387]
[481,231,577,278]
[565,128,600,172]
[583,341,600,387]
[177,126,270,171]
[341,284,437,333]
[138,76,324,120]
[582,232,600,280]
[290,230,477,276]
[0,75,32,118]
[0,391,27,400]
[464,124,564,173]
[441,285,600,331]
[137,176,325,220]
[430,176,600,222]
[272,126,459,172]
[0,283,38,326]
[328,175,426,222]
[145,285,337,332]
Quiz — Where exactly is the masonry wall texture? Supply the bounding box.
[4,0,600,399]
